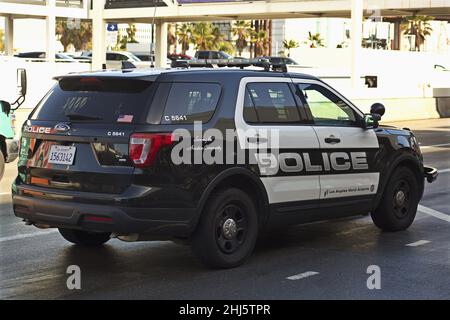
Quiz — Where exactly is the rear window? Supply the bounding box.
[31,78,154,123]
[161,83,221,124]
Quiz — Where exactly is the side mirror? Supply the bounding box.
[363,113,382,129]
[370,103,385,117]
[17,68,27,97]
[0,100,12,116]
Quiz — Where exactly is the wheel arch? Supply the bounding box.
[195,168,270,230]
[374,152,425,209]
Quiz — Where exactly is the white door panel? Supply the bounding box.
[320,173,380,199]
[314,126,379,149]
[261,176,321,204]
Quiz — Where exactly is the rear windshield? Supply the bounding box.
[31,78,154,123]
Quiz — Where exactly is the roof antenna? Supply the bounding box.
[150,5,157,68]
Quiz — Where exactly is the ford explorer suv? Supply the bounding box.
[12,64,438,268]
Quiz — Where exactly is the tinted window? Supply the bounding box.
[162,83,221,124]
[243,89,258,123]
[31,78,154,123]
[197,52,208,59]
[246,83,300,123]
[297,83,357,126]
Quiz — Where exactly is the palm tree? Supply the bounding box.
[176,23,191,55]
[402,15,434,51]
[190,22,215,51]
[282,39,299,57]
[211,26,225,50]
[56,19,92,52]
[252,30,269,57]
[307,32,324,48]
[232,20,252,56]
[167,23,177,53]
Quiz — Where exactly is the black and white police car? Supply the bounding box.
[13,61,438,268]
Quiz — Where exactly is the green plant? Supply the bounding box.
[282,39,299,57]
[232,20,252,56]
[176,23,192,54]
[402,15,434,51]
[167,23,177,53]
[307,32,324,48]
[252,30,269,57]
[0,29,4,53]
[190,22,215,51]
[56,19,92,51]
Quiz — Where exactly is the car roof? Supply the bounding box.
[55,67,320,82]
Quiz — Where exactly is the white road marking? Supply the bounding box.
[0,230,58,243]
[286,271,319,281]
[418,205,450,223]
[405,240,431,247]
[420,143,450,149]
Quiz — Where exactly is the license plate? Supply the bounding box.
[48,145,76,165]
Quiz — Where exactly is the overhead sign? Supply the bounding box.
[106,23,119,47]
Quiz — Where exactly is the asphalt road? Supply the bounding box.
[0,118,449,300]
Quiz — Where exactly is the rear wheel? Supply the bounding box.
[371,166,420,232]
[191,188,258,269]
[59,228,111,246]
[0,149,5,182]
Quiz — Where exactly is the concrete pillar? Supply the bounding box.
[5,15,14,56]
[92,0,106,70]
[46,0,56,62]
[155,22,168,68]
[351,0,364,89]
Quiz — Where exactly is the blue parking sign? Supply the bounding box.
[107,23,118,32]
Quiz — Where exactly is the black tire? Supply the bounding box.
[0,148,5,182]
[59,228,111,246]
[191,188,258,269]
[371,166,420,232]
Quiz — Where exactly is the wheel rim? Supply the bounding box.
[215,202,248,254]
[392,179,411,219]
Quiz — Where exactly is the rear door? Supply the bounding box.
[235,77,321,206]
[18,76,155,194]
[292,79,380,202]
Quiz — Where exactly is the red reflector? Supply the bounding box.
[129,133,174,168]
[84,215,113,223]
[79,77,102,85]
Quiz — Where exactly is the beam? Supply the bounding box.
[5,15,14,56]
[351,0,363,90]
[46,0,56,63]
[155,21,168,68]
[92,0,106,70]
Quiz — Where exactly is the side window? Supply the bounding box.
[298,83,358,126]
[162,83,221,124]
[243,89,258,123]
[246,82,300,123]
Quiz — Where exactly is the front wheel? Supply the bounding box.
[59,228,111,246]
[371,166,420,232]
[191,188,258,269]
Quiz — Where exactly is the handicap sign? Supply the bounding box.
[107,23,118,32]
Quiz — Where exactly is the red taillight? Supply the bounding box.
[129,133,173,168]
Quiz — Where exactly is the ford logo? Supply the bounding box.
[54,123,71,133]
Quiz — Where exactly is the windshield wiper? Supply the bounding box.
[65,113,103,121]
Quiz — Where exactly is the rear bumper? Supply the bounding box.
[12,189,198,239]
[5,138,19,163]
[424,166,438,183]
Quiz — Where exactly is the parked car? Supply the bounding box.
[258,56,299,65]
[167,53,194,61]
[80,51,150,68]
[13,64,438,268]
[15,52,78,62]
[195,50,233,60]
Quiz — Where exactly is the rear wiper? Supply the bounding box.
[65,113,103,121]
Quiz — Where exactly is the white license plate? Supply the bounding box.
[48,145,76,165]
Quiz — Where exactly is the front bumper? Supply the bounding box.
[12,185,198,238]
[424,166,438,183]
[5,138,19,163]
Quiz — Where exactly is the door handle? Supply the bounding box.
[325,136,341,144]
[247,136,268,144]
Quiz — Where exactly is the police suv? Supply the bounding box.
[12,62,438,268]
